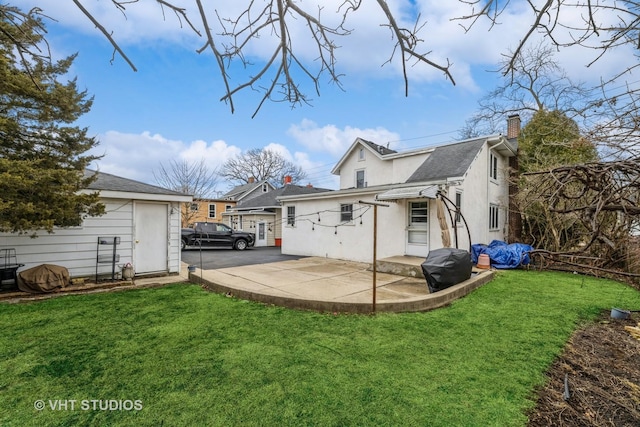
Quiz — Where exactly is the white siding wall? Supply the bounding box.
[338,147,430,189]
[391,153,430,183]
[339,149,394,189]
[457,144,510,246]
[0,198,183,279]
[281,194,408,262]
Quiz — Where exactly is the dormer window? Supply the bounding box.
[262,183,268,192]
[358,147,365,161]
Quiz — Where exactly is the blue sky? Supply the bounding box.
[8,1,629,192]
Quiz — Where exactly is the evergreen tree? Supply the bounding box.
[518,110,599,174]
[0,7,104,234]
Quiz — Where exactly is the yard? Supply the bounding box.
[1,270,639,426]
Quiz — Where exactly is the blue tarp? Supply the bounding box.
[471,240,534,269]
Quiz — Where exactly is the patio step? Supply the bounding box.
[374,256,426,278]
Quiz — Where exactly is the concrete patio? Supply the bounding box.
[190,256,494,313]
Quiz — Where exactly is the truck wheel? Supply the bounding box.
[181,238,187,251]
[234,239,248,251]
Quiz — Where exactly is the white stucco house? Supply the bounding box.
[0,170,192,280]
[279,118,519,263]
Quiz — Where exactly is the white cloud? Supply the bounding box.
[89,131,240,186]
[287,119,401,157]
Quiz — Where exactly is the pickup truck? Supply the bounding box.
[181,222,255,251]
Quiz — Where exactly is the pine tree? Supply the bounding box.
[0,7,104,234]
[518,110,599,174]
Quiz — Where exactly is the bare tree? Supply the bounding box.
[2,1,454,118]
[461,42,590,139]
[153,159,219,226]
[521,159,640,280]
[455,1,640,158]
[221,148,306,187]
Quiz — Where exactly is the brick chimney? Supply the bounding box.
[306,183,313,188]
[283,175,292,185]
[507,114,521,139]
[248,177,255,183]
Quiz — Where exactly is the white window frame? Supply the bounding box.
[455,191,462,225]
[355,169,366,188]
[489,204,500,231]
[340,204,353,223]
[287,206,296,227]
[489,152,498,181]
[358,147,365,161]
[190,203,199,211]
[208,204,216,218]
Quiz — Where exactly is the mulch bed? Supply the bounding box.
[527,311,640,426]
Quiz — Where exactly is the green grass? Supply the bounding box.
[1,270,639,426]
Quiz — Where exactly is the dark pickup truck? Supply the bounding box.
[181,222,255,251]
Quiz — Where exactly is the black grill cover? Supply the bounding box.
[421,248,472,293]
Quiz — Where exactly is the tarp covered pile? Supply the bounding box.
[471,240,533,269]
[18,264,70,293]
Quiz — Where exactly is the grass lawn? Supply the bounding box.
[1,270,639,426]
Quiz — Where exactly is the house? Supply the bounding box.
[223,180,332,246]
[222,177,276,203]
[0,170,192,280]
[185,198,236,227]
[279,117,519,263]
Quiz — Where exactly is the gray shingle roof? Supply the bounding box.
[236,185,332,210]
[405,138,485,183]
[84,170,188,196]
[361,139,397,155]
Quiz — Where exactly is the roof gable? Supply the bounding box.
[331,137,397,175]
[223,180,274,201]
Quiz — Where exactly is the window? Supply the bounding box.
[356,170,365,188]
[340,204,353,222]
[489,152,498,180]
[358,147,365,161]
[208,204,216,218]
[262,183,268,192]
[225,204,232,212]
[287,206,296,226]
[455,192,462,224]
[489,204,500,230]
[409,201,428,224]
[190,203,199,211]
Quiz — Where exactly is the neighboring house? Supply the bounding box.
[279,117,519,263]
[0,170,192,280]
[186,199,236,226]
[222,178,276,203]
[223,182,332,246]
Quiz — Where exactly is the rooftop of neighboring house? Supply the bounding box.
[233,183,333,210]
[222,178,274,201]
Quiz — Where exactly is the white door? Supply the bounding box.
[405,200,429,257]
[256,221,268,247]
[134,203,168,274]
